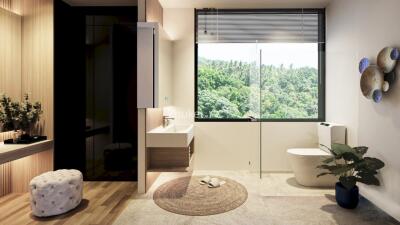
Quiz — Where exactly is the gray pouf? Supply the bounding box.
[29,169,83,217]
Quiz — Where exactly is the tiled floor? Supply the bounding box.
[113,171,398,225]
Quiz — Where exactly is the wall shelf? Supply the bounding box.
[0,140,53,165]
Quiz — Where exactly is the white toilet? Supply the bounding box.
[287,122,346,187]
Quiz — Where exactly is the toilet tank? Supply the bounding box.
[318,122,346,152]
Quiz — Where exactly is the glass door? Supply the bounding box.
[196,9,324,180]
[247,43,262,177]
[85,15,137,181]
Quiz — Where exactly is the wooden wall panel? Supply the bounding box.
[141,0,163,193]
[0,7,21,104]
[146,0,163,26]
[0,0,53,137]
[138,0,145,22]
[144,108,162,192]
[0,2,21,197]
[0,0,54,197]
[146,108,163,132]
[0,162,11,196]
[10,149,53,193]
[0,0,21,16]
[21,0,54,139]
[0,0,12,10]
[0,131,15,142]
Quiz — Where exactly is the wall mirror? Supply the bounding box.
[0,7,21,132]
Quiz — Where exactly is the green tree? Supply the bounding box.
[197,57,318,119]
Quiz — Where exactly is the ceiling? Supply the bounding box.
[159,0,331,9]
[63,0,137,6]
[63,0,329,8]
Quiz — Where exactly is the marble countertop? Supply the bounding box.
[0,140,53,164]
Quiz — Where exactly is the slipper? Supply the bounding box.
[200,176,211,185]
[208,178,226,188]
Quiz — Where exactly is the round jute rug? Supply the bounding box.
[153,176,248,216]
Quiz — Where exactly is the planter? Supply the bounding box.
[335,182,359,209]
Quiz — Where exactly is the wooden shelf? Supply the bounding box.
[0,140,53,164]
[147,149,195,173]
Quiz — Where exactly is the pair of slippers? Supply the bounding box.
[199,176,226,188]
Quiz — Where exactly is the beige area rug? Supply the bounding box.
[153,176,248,216]
[263,195,399,225]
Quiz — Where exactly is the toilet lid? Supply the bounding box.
[287,148,331,156]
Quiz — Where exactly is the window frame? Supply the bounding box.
[194,8,326,122]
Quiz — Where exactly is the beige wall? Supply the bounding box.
[193,122,260,171]
[261,122,318,171]
[163,8,195,125]
[327,0,400,220]
[164,8,319,172]
[0,0,53,196]
[325,1,359,146]
[0,7,21,102]
[21,0,54,139]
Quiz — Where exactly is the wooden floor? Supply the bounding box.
[0,182,137,225]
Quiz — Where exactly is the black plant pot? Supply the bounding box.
[335,182,359,209]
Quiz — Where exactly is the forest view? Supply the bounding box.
[197,44,319,120]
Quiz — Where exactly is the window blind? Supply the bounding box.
[196,9,324,43]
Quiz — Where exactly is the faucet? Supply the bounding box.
[163,116,175,127]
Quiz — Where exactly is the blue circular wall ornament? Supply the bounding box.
[372,90,383,103]
[359,58,370,74]
[391,48,399,60]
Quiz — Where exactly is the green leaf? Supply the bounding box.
[317,172,333,177]
[331,143,362,160]
[356,174,380,186]
[341,152,362,162]
[353,146,368,155]
[332,143,353,155]
[321,157,335,164]
[356,168,378,175]
[339,176,357,189]
[364,157,385,170]
[317,165,335,170]
[317,164,353,175]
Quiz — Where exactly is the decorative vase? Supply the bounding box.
[2,122,14,132]
[335,182,359,209]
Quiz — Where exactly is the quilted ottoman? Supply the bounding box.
[29,169,83,217]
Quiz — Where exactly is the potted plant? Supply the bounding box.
[317,143,385,209]
[17,94,43,139]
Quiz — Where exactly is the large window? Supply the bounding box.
[195,9,325,121]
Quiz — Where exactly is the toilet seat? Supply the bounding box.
[287,148,331,156]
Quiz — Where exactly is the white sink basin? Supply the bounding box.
[146,124,194,148]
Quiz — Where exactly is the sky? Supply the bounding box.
[198,43,318,69]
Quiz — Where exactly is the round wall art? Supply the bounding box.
[359,47,399,103]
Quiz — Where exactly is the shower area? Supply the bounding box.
[195,9,325,177]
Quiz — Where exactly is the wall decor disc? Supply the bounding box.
[360,65,384,99]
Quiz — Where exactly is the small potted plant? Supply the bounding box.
[317,143,385,209]
[17,94,43,139]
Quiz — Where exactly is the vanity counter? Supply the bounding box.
[0,140,53,164]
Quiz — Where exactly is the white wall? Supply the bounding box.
[164,8,319,172]
[327,0,400,220]
[325,0,359,146]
